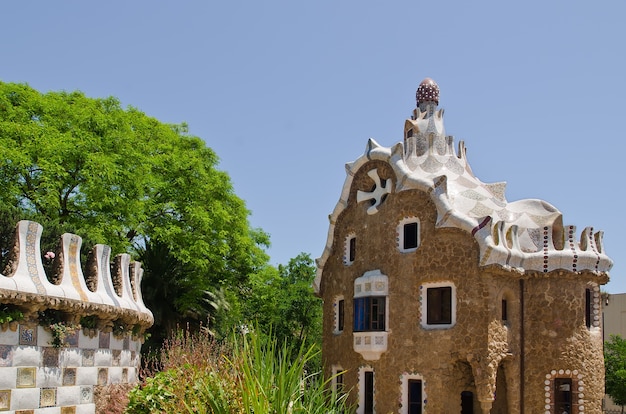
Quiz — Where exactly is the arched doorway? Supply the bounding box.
[461,391,474,414]
[491,363,509,413]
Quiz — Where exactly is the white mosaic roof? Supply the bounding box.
[314,80,612,292]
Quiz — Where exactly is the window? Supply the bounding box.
[334,296,345,334]
[336,371,344,392]
[421,282,456,329]
[545,371,583,412]
[500,289,515,328]
[332,366,345,397]
[400,374,425,414]
[349,237,356,262]
[338,299,345,332]
[584,284,600,329]
[427,287,451,325]
[398,217,420,252]
[364,371,374,414]
[354,297,386,331]
[554,378,572,413]
[357,367,375,414]
[344,234,356,265]
[353,270,389,359]
[408,380,422,414]
[404,222,419,250]
[585,288,591,329]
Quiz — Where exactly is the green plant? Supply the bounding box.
[48,322,70,348]
[126,327,350,413]
[606,334,626,410]
[39,309,77,348]
[112,320,128,338]
[80,315,98,330]
[126,370,177,413]
[0,304,23,325]
[232,331,350,414]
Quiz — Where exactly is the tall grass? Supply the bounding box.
[126,328,349,413]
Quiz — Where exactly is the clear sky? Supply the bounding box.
[2,2,625,291]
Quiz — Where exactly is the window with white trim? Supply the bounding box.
[400,373,425,414]
[344,233,356,265]
[545,369,583,413]
[333,295,345,334]
[421,282,456,329]
[332,365,345,397]
[353,270,389,360]
[358,366,375,414]
[398,217,420,252]
[353,270,388,332]
[585,288,591,329]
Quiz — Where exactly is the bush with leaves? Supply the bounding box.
[126,327,349,413]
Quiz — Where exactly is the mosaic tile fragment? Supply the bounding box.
[0,346,12,367]
[112,349,121,366]
[42,347,59,367]
[40,387,56,408]
[97,368,108,385]
[18,325,37,346]
[65,330,79,347]
[16,367,36,388]
[61,406,76,414]
[82,349,94,366]
[99,331,110,348]
[62,368,76,386]
[0,390,9,411]
[80,386,92,404]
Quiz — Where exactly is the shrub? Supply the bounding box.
[126,328,349,413]
[127,328,241,413]
[95,383,133,414]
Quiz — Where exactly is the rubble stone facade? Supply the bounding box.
[315,79,612,414]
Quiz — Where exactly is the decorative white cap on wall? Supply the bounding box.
[0,220,153,328]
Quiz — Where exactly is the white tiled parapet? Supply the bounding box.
[0,220,154,413]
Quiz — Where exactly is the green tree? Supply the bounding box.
[242,253,322,369]
[0,82,269,343]
[605,334,626,411]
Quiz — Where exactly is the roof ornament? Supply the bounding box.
[416,78,440,111]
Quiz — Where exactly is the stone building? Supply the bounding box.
[314,79,613,414]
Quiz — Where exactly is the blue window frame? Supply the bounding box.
[353,296,386,332]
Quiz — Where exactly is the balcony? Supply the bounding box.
[353,331,388,360]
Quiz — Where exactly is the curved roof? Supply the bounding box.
[314,81,612,292]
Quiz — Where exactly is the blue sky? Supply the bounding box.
[2,2,625,291]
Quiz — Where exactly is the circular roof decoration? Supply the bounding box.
[416,78,440,106]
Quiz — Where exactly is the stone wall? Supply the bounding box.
[0,220,153,413]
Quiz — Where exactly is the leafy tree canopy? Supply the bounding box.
[605,334,626,409]
[0,82,270,340]
[241,253,322,369]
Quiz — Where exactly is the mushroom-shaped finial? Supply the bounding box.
[416,78,439,106]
